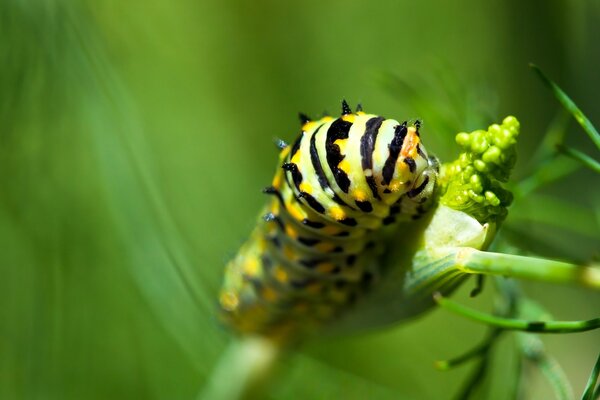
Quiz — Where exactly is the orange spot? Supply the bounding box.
[285,225,298,239]
[315,242,336,252]
[306,282,322,294]
[401,127,420,158]
[273,265,289,283]
[316,262,336,273]
[322,225,342,236]
[262,287,279,302]
[292,302,309,314]
[283,244,297,260]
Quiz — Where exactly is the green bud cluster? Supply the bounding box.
[439,116,520,223]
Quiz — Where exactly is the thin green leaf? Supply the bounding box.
[557,145,600,174]
[582,353,600,400]
[531,64,600,151]
[435,329,503,370]
[517,333,574,400]
[433,293,600,333]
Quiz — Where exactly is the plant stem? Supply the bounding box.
[198,337,282,400]
[452,248,600,290]
[434,293,600,333]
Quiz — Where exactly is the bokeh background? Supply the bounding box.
[1,1,599,399]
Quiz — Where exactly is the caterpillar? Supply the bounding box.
[219,101,439,340]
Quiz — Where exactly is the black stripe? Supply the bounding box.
[382,216,396,225]
[403,157,416,173]
[339,217,357,226]
[298,237,320,246]
[360,117,384,199]
[298,113,311,125]
[325,118,352,193]
[382,123,407,185]
[290,133,303,158]
[417,144,427,159]
[298,191,326,213]
[263,186,284,204]
[282,162,303,188]
[407,175,429,198]
[302,218,325,229]
[299,259,318,268]
[355,200,373,212]
[309,124,355,209]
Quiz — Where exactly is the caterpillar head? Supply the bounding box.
[370,119,438,208]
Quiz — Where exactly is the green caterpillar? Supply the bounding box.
[219,101,440,340]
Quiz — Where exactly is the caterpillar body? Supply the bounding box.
[219,101,439,340]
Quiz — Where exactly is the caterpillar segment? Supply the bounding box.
[219,101,439,340]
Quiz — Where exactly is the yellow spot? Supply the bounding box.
[316,262,336,273]
[271,201,280,214]
[258,238,267,251]
[299,181,312,193]
[283,244,296,260]
[306,282,322,294]
[315,305,334,319]
[315,242,336,252]
[285,225,298,239]
[329,289,348,303]
[219,291,239,311]
[389,179,402,192]
[353,188,368,202]
[338,158,352,174]
[291,149,301,164]
[243,258,259,276]
[292,302,309,314]
[342,114,355,123]
[265,224,277,235]
[356,111,366,116]
[401,127,420,158]
[279,146,291,160]
[273,265,289,283]
[262,287,279,302]
[272,171,283,189]
[329,206,346,221]
[334,138,348,153]
[322,225,342,236]
[287,202,305,221]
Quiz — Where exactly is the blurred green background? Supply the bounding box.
[1,1,599,399]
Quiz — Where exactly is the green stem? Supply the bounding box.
[433,293,600,333]
[198,337,283,400]
[452,248,600,289]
